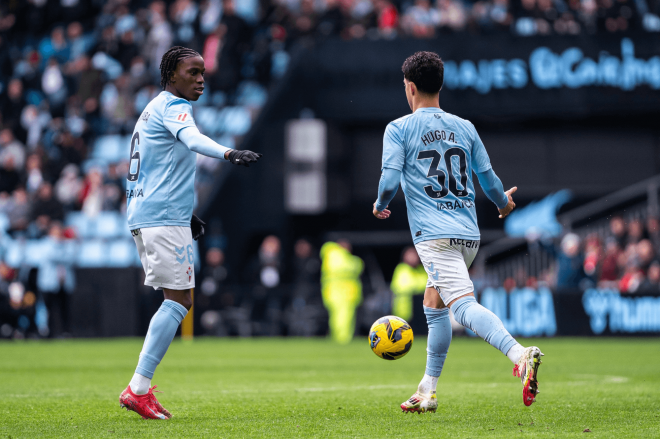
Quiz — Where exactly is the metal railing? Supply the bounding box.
[477,174,660,286]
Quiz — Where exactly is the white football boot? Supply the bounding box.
[401,391,437,413]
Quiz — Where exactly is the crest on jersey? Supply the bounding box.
[141,111,150,123]
[186,266,193,282]
[176,113,189,122]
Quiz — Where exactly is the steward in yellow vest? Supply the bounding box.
[320,240,364,344]
[390,247,427,322]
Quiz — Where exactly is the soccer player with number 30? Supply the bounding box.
[119,46,262,419]
[373,52,543,413]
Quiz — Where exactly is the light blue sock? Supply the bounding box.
[135,300,188,379]
[451,296,517,356]
[424,306,452,377]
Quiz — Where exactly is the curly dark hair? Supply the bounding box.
[401,51,444,95]
[159,46,201,89]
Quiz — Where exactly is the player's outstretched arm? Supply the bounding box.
[373,167,401,220]
[179,127,262,166]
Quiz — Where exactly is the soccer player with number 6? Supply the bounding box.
[119,46,262,419]
[373,52,543,413]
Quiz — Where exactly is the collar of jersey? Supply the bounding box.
[414,107,444,114]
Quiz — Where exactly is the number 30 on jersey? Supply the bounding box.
[417,147,468,199]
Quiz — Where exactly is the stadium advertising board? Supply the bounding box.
[477,287,660,336]
[309,35,660,120]
[442,38,660,95]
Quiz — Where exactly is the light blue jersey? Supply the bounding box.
[127,91,198,230]
[382,107,494,244]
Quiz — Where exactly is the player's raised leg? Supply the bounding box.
[120,288,190,419]
[449,292,543,406]
[401,286,451,414]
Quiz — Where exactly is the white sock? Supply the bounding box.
[129,373,151,395]
[417,374,439,395]
[506,343,525,364]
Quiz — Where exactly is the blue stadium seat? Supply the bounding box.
[92,135,130,163]
[106,239,136,267]
[93,212,123,239]
[77,240,107,268]
[24,240,50,266]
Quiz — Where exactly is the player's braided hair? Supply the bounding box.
[159,46,201,89]
[402,51,444,95]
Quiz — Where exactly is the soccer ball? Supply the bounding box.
[368,315,414,360]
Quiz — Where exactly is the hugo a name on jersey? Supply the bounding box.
[416,127,475,214]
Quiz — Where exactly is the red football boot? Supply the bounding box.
[119,385,170,419]
[512,346,544,406]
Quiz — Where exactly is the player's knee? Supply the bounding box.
[423,287,446,309]
[179,295,193,310]
[163,289,193,310]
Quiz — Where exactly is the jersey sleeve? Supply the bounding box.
[470,125,492,173]
[382,122,405,171]
[163,99,197,139]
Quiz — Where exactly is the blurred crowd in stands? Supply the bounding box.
[0,0,657,238]
[499,214,660,293]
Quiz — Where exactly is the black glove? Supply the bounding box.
[191,214,206,241]
[227,150,263,167]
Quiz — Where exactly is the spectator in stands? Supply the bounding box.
[619,259,643,293]
[637,239,656,273]
[200,247,228,297]
[610,216,627,248]
[25,154,44,194]
[554,233,585,289]
[30,182,64,238]
[284,238,324,336]
[627,219,645,245]
[317,0,344,37]
[438,0,468,31]
[0,129,26,171]
[639,261,660,292]
[38,222,76,337]
[0,156,21,195]
[246,235,284,335]
[54,164,83,211]
[39,26,71,67]
[291,238,321,301]
[583,233,602,282]
[380,0,401,33]
[79,168,104,217]
[402,0,440,38]
[6,188,30,233]
[0,80,27,142]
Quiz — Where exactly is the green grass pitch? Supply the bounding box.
[1,336,658,438]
